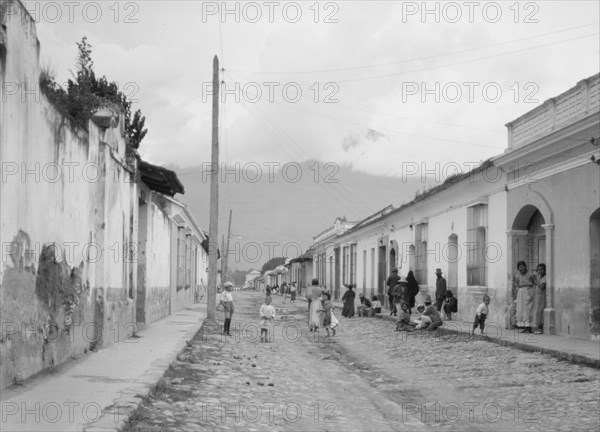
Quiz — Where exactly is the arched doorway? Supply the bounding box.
[510,204,551,332]
[511,205,546,271]
[590,208,600,337]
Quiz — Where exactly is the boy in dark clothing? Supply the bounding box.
[473,295,490,335]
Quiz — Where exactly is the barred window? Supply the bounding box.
[467,205,487,286]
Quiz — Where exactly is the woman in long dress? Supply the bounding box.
[405,271,420,315]
[308,285,323,332]
[515,261,537,333]
[532,263,547,334]
[341,284,356,318]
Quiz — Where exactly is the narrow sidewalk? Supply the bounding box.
[295,293,600,368]
[0,303,206,432]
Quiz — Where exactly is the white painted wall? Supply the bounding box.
[0,1,138,388]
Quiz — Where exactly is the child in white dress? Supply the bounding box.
[259,296,276,343]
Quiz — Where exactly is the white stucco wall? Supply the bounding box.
[0,0,137,388]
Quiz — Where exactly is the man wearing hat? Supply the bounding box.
[386,268,401,316]
[220,282,235,336]
[393,276,408,319]
[422,294,443,330]
[434,268,447,312]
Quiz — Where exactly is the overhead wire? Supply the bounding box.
[301,32,600,85]
[333,104,497,132]
[229,22,598,75]
[229,31,599,87]
[225,70,502,151]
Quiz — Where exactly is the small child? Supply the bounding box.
[473,295,490,335]
[319,292,339,337]
[356,294,371,317]
[396,302,415,331]
[442,290,458,320]
[259,296,276,342]
[371,296,382,315]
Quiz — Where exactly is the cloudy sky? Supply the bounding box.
[30,0,599,178]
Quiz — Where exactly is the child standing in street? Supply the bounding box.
[259,296,276,343]
[472,295,491,335]
[319,292,340,337]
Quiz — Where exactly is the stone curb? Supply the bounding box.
[372,312,600,369]
[84,317,205,432]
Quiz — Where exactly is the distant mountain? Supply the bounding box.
[169,162,432,271]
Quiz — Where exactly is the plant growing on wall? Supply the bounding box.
[40,36,148,150]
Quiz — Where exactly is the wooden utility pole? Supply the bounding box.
[222,209,233,284]
[207,55,219,321]
[220,234,226,282]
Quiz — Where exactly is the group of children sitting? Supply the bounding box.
[395,293,491,335]
[395,294,443,331]
[356,294,382,317]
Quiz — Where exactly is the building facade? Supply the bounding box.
[137,173,208,326]
[315,166,508,323]
[308,73,599,340]
[311,217,358,299]
[496,73,600,340]
[290,249,314,295]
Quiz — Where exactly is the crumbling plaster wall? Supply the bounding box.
[0,0,137,389]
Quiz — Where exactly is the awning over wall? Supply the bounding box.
[139,160,185,196]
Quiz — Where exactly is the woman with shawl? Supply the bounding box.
[341,284,356,318]
[405,271,420,314]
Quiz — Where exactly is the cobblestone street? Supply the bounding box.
[124,292,600,432]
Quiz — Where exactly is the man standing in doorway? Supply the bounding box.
[386,268,401,316]
[434,268,447,312]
